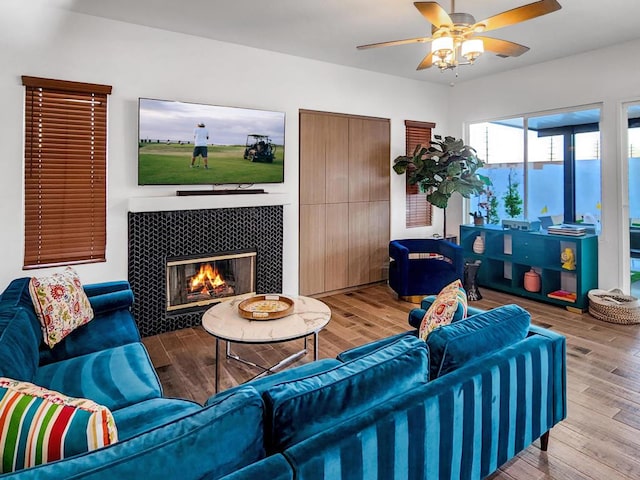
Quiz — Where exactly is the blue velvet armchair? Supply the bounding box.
[388,239,464,301]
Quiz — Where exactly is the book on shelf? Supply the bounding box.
[547,289,577,302]
[547,224,586,236]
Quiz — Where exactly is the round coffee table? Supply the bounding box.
[202,295,331,392]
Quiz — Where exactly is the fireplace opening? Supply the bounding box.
[166,250,256,311]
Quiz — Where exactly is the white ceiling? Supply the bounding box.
[59,0,640,85]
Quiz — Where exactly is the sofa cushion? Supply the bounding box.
[29,268,94,348]
[0,308,41,382]
[39,299,141,367]
[0,377,117,473]
[262,335,428,453]
[206,358,342,406]
[0,386,266,480]
[336,331,416,363]
[214,454,293,480]
[418,279,467,341]
[427,304,531,379]
[34,343,162,411]
[112,397,201,441]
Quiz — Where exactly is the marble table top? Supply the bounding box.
[201,295,331,343]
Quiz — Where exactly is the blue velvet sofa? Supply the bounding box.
[0,278,566,479]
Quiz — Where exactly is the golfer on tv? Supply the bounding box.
[191,122,209,169]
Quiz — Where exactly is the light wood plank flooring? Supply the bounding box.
[142,285,640,480]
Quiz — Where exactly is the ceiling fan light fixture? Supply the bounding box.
[357,1,563,74]
[461,38,484,62]
[434,52,455,70]
[432,35,454,59]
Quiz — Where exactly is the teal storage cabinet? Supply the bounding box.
[460,225,598,311]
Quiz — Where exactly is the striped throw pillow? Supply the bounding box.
[0,378,117,473]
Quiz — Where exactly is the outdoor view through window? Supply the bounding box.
[468,107,602,228]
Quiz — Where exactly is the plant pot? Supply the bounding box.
[473,216,484,226]
[524,268,541,292]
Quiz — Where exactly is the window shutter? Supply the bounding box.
[405,120,435,228]
[22,76,112,269]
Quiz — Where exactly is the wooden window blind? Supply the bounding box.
[405,120,435,228]
[22,76,112,269]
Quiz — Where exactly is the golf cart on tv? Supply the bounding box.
[243,134,276,163]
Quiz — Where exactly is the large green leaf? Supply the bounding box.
[447,162,462,177]
[440,179,456,195]
[427,190,450,209]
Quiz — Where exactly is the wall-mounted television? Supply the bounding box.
[138,98,285,185]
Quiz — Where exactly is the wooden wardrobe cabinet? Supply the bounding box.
[299,110,390,296]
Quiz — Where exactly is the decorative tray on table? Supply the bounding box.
[237,294,295,320]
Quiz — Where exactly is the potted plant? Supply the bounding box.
[393,135,490,238]
[470,211,484,226]
[485,189,500,224]
[472,187,499,225]
[503,169,523,219]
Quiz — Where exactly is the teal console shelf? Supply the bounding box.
[460,224,598,311]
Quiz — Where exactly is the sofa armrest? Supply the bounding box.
[88,288,134,316]
[82,280,132,297]
[419,295,485,317]
[436,240,464,273]
[409,297,484,330]
[528,325,568,425]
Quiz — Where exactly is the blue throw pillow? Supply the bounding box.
[262,335,428,453]
[427,304,531,379]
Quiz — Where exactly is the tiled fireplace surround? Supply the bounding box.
[128,202,284,337]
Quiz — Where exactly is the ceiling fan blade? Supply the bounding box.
[357,37,432,50]
[477,37,530,57]
[417,52,434,70]
[414,2,452,29]
[475,0,561,33]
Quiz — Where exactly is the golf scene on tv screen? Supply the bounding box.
[138,98,285,185]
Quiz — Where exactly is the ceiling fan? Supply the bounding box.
[357,0,562,71]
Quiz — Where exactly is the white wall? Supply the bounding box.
[448,38,640,291]
[0,5,450,292]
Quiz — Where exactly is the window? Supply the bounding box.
[22,76,112,269]
[468,106,601,227]
[404,120,435,227]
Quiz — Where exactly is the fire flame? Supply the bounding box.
[190,263,225,295]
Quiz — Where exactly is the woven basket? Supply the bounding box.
[588,289,640,325]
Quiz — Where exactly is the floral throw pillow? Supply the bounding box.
[418,279,468,341]
[29,267,94,348]
[0,377,117,473]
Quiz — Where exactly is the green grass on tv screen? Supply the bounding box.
[138,143,284,185]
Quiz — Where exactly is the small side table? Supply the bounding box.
[464,260,482,301]
[202,295,331,392]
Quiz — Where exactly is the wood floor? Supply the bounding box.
[142,285,640,480]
